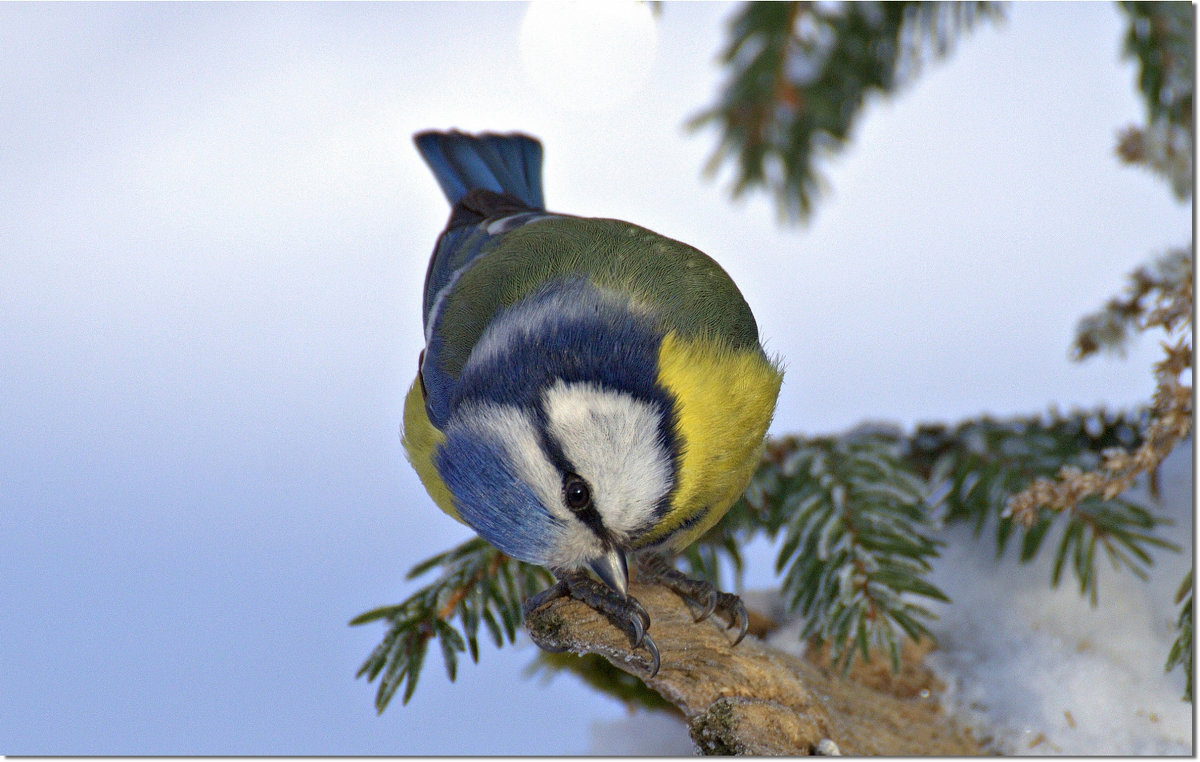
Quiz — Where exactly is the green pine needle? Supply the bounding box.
[738,434,948,673]
[1166,569,1194,703]
[350,538,553,712]
[689,1,1003,221]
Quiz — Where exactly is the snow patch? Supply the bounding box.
[926,438,1193,755]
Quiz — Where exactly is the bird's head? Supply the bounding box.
[432,280,678,595]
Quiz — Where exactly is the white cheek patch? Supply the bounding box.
[542,381,673,542]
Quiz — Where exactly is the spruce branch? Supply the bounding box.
[1118,1,1194,130]
[1044,496,1178,606]
[1072,248,1192,359]
[350,537,553,712]
[688,1,1002,221]
[742,434,948,672]
[1113,2,1194,200]
[907,411,1146,525]
[1010,252,1192,547]
[1116,120,1193,201]
[1166,569,1193,702]
[901,410,1178,603]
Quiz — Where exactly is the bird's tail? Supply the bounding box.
[414,130,545,209]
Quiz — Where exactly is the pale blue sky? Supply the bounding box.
[1,1,1190,754]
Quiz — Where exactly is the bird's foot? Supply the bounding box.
[523,571,660,678]
[636,553,749,646]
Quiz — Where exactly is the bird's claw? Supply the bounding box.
[522,579,570,618]
[609,593,658,677]
[717,591,750,646]
[639,632,661,678]
[626,592,652,634]
[525,570,661,678]
[692,587,718,623]
[637,554,750,646]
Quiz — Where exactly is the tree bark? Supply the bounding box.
[525,581,983,755]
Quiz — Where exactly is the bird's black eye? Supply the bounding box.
[563,474,591,511]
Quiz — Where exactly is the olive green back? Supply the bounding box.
[435,216,762,377]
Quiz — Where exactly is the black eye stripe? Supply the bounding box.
[532,396,608,542]
[558,471,606,539]
[534,404,574,473]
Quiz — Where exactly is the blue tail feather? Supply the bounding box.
[414,130,545,210]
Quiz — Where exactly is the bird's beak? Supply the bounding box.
[588,546,629,598]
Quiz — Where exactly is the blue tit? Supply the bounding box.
[403,130,782,676]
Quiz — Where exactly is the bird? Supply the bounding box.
[403,129,783,677]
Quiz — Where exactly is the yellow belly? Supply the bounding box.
[636,331,783,551]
